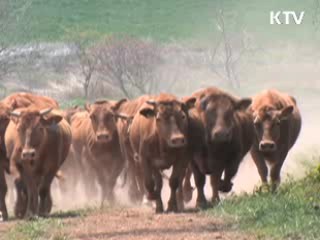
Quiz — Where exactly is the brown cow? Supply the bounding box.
[0,92,59,221]
[250,89,301,190]
[116,95,151,203]
[183,87,254,208]
[70,99,127,205]
[5,107,71,219]
[129,93,196,213]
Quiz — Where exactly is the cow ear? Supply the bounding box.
[235,98,252,111]
[139,107,156,118]
[9,110,21,125]
[182,97,196,112]
[115,113,133,122]
[10,99,18,110]
[279,105,294,120]
[200,97,209,111]
[85,103,91,112]
[112,98,127,112]
[41,115,63,126]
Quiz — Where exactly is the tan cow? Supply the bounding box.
[129,93,196,213]
[250,89,301,190]
[0,92,59,221]
[116,95,151,203]
[5,107,71,219]
[70,99,127,205]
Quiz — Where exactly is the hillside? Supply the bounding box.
[4,0,320,45]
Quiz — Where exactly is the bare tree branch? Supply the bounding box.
[96,36,162,98]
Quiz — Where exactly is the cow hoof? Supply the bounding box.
[155,206,164,214]
[219,180,233,193]
[196,200,210,210]
[167,204,178,213]
[0,211,8,222]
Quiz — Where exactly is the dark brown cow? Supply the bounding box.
[184,87,254,208]
[116,95,152,203]
[129,93,196,213]
[70,99,126,205]
[0,92,59,221]
[250,89,301,190]
[5,107,71,219]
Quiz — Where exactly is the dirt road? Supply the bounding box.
[63,206,254,240]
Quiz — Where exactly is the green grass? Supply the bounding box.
[208,160,320,239]
[4,0,320,45]
[2,209,91,240]
[60,98,86,109]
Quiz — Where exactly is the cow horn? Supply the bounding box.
[146,99,157,106]
[254,116,259,124]
[10,110,21,117]
[40,108,53,116]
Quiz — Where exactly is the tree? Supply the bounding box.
[209,9,255,89]
[75,43,98,99]
[96,36,162,99]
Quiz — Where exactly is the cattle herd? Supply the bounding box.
[0,87,301,221]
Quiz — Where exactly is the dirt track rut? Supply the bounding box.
[66,206,255,240]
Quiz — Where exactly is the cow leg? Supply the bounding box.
[153,170,164,213]
[142,157,156,201]
[39,186,52,217]
[191,162,207,209]
[25,179,39,219]
[250,148,268,184]
[167,167,184,213]
[14,178,27,219]
[210,167,223,204]
[219,157,241,193]
[270,155,286,192]
[127,161,143,204]
[0,167,8,221]
[182,165,194,203]
[39,174,55,217]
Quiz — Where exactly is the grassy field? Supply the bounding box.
[208,157,320,240]
[4,0,320,45]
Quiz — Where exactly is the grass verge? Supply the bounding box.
[2,208,91,240]
[207,161,320,239]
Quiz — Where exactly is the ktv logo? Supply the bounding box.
[270,11,305,25]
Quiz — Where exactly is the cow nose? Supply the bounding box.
[97,133,110,141]
[169,135,186,147]
[211,129,231,142]
[259,140,276,152]
[22,149,36,160]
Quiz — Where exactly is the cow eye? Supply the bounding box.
[275,119,281,126]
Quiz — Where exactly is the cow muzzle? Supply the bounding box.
[211,128,231,143]
[96,132,111,142]
[21,149,36,165]
[259,140,277,152]
[168,134,186,148]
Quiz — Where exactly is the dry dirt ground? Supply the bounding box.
[0,206,256,240]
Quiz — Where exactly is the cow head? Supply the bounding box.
[253,105,294,152]
[63,105,82,123]
[200,94,252,143]
[85,99,127,143]
[10,108,62,166]
[139,95,196,148]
